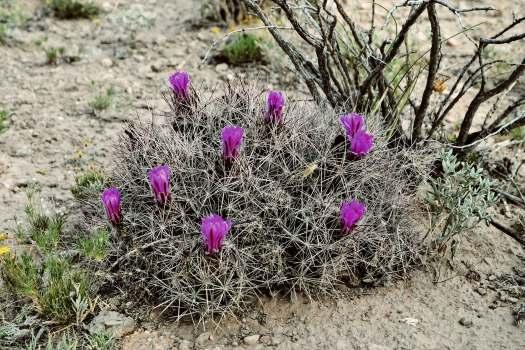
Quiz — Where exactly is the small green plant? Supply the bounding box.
[86,331,114,350]
[78,229,110,261]
[1,254,93,324]
[89,87,115,111]
[24,331,78,350]
[45,333,78,350]
[0,109,9,133]
[24,193,66,252]
[426,150,498,256]
[46,0,101,20]
[0,24,6,45]
[221,33,265,65]
[510,126,525,141]
[1,253,40,299]
[0,1,27,44]
[45,47,65,65]
[71,169,105,200]
[38,257,92,323]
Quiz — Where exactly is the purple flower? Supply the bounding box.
[340,113,365,138]
[340,200,366,234]
[350,131,374,156]
[101,187,122,225]
[221,126,244,162]
[148,165,171,204]
[265,90,285,124]
[168,71,190,100]
[201,214,232,254]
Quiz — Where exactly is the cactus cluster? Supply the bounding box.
[84,72,426,320]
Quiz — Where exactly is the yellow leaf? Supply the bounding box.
[432,79,447,94]
[0,233,7,241]
[302,163,318,179]
[210,26,222,35]
[0,246,11,256]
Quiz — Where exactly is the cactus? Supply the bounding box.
[82,76,428,320]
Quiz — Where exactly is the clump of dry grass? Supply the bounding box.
[82,81,429,321]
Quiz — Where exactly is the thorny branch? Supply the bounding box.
[241,0,524,152]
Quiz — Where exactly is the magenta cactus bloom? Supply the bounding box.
[340,200,366,234]
[101,187,122,225]
[350,131,374,156]
[148,165,171,204]
[168,71,190,99]
[201,214,232,254]
[265,90,285,124]
[221,126,244,162]
[340,113,365,138]
[339,112,374,157]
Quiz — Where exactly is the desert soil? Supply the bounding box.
[0,0,524,349]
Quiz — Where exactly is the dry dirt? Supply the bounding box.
[0,1,524,349]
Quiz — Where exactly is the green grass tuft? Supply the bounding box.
[24,197,66,252]
[510,126,525,141]
[45,46,65,65]
[1,253,40,299]
[86,331,114,350]
[222,33,265,65]
[89,87,115,111]
[71,169,105,200]
[46,0,101,20]
[0,109,9,133]
[38,257,91,323]
[0,1,27,45]
[78,229,110,261]
[1,254,93,324]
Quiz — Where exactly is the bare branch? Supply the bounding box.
[412,2,442,141]
[456,57,525,146]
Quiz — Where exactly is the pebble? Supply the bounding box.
[101,58,114,67]
[259,335,272,345]
[88,311,135,338]
[215,63,229,72]
[446,37,460,47]
[488,274,497,281]
[195,332,213,347]
[178,340,192,350]
[243,334,260,345]
[459,317,473,328]
[475,287,487,296]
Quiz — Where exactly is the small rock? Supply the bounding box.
[508,297,519,304]
[113,47,130,60]
[270,336,283,346]
[399,317,419,326]
[368,344,391,350]
[151,61,165,72]
[178,340,192,350]
[215,63,229,72]
[475,287,487,296]
[243,334,260,345]
[259,335,272,345]
[101,58,113,67]
[154,35,167,45]
[488,274,497,281]
[459,317,473,328]
[101,2,112,12]
[195,332,212,347]
[446,37,460,47]
[89,311,135,338]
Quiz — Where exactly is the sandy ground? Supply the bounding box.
[0,0,524,349]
